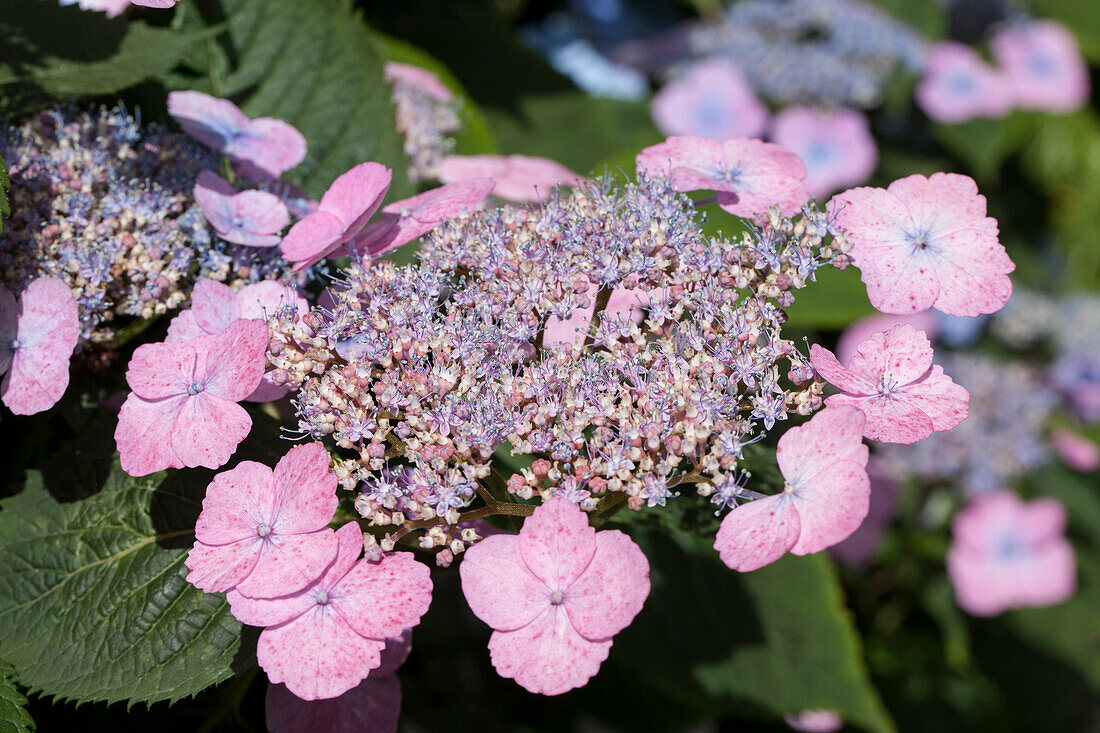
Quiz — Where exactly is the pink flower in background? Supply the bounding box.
[991,20,1090,113]
[650,59,769,141]
[350,178,494,258]
[186,443,339,597]
[193,171,290,247]
[437,155,581,202]
[0,278,79,416]
[947,491,1076,616]
[114,319,268,476]
[542,287,647,347]
[636,136,809,217]
[836,310,938,365]
[916,42,1014,123]
[833,173,1014,316]
[715,406,870,572]
[66,0,131,15]
[265,632,410,733]
[167,91,307,180]
[383,62,453,103]
[770,106,878,199]
[1050,428,1100,473]
[281,162,392,270]
[460,498,650,695]
[810,324,969,444]
[785,710,843,732]
[132,0,179,7]
[228,522,432,700]
[830,458,901,567]
[166,280,308,402]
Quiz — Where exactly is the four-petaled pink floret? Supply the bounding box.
[114,318,269,476]
[832,172,1015,317]
[228,522,432,701]
[916,42,1014,124]
[991,20,1090,114]
[193,170,290,247]
[947,491,1076,616]
[650,58,769,142]
[810,324,969,444]
[185,443,340,598]
[770,106,878,199]
[460,497,650,695]
[0,278,80,416]
[714,406,870,572]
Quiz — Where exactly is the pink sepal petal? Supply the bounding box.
[230,118,309,181]
[115,394,187,476]
[272,443,339,533]
[564,529,650,640]
[808,344,876,395]
[193,319,268,401]
[195,461,278,545]
[234,529,340,599]
[185,538,262,593]
[789,459,871,555]
[519,497,597,590]
[265,676,401,732]
[824,393,935,444]
[191,280,240,335]
[170,392,252,469]
[459,534,549,631]
[332,552,433,640]
[487,607,612,696]
[125,342,194,400]
[2,278,80,415]
[776,407,868,485]
[165,310,206,344]
[714,494,800,572]
[846,325,934,385]
[896,364,969,432]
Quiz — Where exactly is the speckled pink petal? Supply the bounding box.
[493,155,581,202]
[3,278,80,415]
[894,364,969,432]
[519,497,597,590]
[246,375,294,403]
[333,552,433,640]
[235,529,340,599]
[437,155,508,187]
[564,529,649,640]
[266,675,401,732]
[318,162,392,235]
[636,137,724,192]
[714,494,800,572]
[926,243,1014,317]
[824,392,935,443]
[258,607,386,701]
[237,280,306,322]
[460,534,549,631]
[282,211,354,268]
[272,443,339,533]
[164,310,206,344]
[384,61,453,103]
[191,280,242,336]
[846,324,935,385]
[220,190,290,247]
[836,311,938,365]
[789,459,871,555]
[776,407,868,485]
[115,393,187,476]
[487,607,611,695]
[808,345,876,395]
[230,118,308,181]
[168,91,249,153]
[124,341,194,400]
[193,319,268,401]
[195,460,278,545]
[194,170,238,232]
[374,631,413,677]
[185,537,262,593]
[170,392,252,469]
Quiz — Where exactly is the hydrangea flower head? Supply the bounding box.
[650,59,768,141]
[916,42,1014,124]
[114,318,268,476]
[991,20,1090,113]
[167,91,307,180]
[194,170,290,247]
[714,406,869,572]
[228,522,432,700]
[947,491,1076,616]
[636,136,809,217]
[460,498,650,695]
[349,179,494,258]
[770,107,877,198]
[833,172,1014,316]
[437,155,580,203]
[186,443,339,597]
[0,278,79,415]
[810,324,969,444]
[281,162,392,270]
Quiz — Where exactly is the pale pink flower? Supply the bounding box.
[349,179,494,258]
[770,107,878,199]
[459,498,650,695]
[991,20,1090,113]
[1050,428,1100,473]
[916,42,1014,124]
[132,0,179,7]
[650,59,769,142]
[383,62,453,103]
[166,279,308,402]
[167,91,307,181]
[714,406,870,572]
[947,491,1076,616]
[785,710,843,732]
[832,172,1015,316]
[437,155,581,202]
[0,278,79,416]
[636,136,810,217]
[265,632,410,733]
[810,324,969,444]
[281,162,392,271]
[71,0,132,16]
[114,319,268,476]
[193,170,290,247]
[185,443,339,597]
[836,310,938,365]
[228,523,432,700]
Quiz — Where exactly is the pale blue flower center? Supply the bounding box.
[256,523,271,538]
[187,382,205,395]
[8,338,19,350]
[315,590,330,606]
[550,590,565,605]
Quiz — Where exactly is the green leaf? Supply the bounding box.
[930,113,1038,182]
[606,526,895,732]
[0,462,247,706]
[171,0,412,200]
[0,659,33,733]
[785,265,876,329]
[0,4,213,115]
